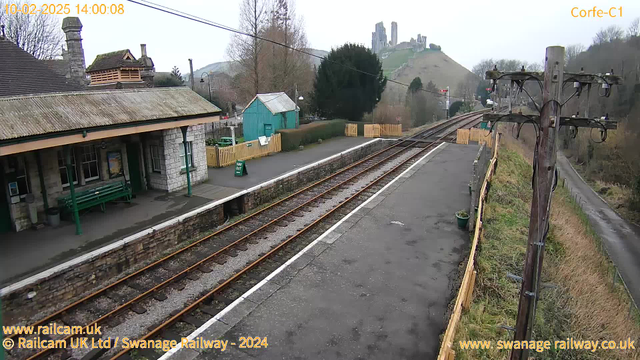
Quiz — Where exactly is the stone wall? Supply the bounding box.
[243,140,390,211]
[3,138,132,232]
[469,143,492,229]
[163,125,208,192]
[2,139,391,322]
[2,203,224,322]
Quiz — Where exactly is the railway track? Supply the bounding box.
[6,111,485,360]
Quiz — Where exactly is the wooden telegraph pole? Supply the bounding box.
[483,45,621,360]
[510,46,563,360]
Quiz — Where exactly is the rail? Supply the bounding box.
[437,131,501,360]
[110,112,486,360]
[7,112,485,360]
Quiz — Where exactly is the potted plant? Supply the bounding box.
[455,209,470,228]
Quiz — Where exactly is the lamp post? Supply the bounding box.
[294,83,304,128]
[200,72,212,103]
[372,97,379,124]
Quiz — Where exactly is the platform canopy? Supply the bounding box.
[0,87,221,156]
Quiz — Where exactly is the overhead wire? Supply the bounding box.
[126,0,467,100]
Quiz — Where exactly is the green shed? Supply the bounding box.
[243,92,298,141]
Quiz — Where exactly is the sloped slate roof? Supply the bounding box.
[0,87,221,141]
[245,92,297,115]
[86,49,144,72]
[42,59,70,77]
[0,40,83,97]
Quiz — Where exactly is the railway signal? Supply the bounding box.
[483,46,620,360]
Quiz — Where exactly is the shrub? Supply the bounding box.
[278,120,346,151]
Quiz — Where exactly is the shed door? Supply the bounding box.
[264,124,273,137]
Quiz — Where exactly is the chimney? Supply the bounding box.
[61,17,87,86]
[139,44,155,87]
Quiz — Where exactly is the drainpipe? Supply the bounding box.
[36,150,49,210]
[64,146,82,235]
[181,126,192,197]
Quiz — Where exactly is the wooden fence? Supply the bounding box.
[363,124,402,138]
[206,133,281,168]
[380,124,402,136]
[364,124,381,138]
[456,128,493,147]
[345,123,358,137]
[437,133,500,360]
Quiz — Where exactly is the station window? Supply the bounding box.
[179,142,193,170]
[81,145,100,182]
[7,156,31,199]
[150,145,163,173]
[16,157,30,198]
[58,150,78,187]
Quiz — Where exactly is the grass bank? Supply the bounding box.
[453,140,640,360]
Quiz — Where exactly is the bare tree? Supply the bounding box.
[261,0,312,97]
[472,59,494,78]
[227,0,268,100]
[0,0,63,59]
[593,25,624,45]
[628,18,640,38]
[455,72,479,103]
[526,62,543,72]
[565,44,585,65]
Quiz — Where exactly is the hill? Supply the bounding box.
[192,48,329,79]
[381,48,478,104]
[192,61,238,79]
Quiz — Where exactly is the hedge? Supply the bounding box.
[278,120,346,151]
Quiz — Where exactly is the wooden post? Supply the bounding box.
[188,58,195,91]
[463,270,477,310]
[510,46,564,360]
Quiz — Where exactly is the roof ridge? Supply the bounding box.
[0,87,189,101]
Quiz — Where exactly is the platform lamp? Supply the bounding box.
[295,84,304,128]
[200,72,212,103]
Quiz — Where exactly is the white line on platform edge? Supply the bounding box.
[157,142,446,360]
[1,139,384,296]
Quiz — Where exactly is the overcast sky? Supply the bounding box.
[63,0,639,74]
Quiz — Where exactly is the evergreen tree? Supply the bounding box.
[170,66,183,82]
[313,43,387,121]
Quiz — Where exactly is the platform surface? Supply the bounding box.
[176,143,480,360]
[207,136,372,189]
[0,136,374,287]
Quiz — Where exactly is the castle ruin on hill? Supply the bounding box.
[371,21,427,54]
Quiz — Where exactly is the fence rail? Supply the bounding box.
[206,133,281,168]
[438,132,500,360]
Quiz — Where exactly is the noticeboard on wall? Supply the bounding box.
[107,151,123,178]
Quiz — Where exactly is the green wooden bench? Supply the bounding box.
[57,181,132,214]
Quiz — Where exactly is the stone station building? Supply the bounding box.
[0,88,220,234]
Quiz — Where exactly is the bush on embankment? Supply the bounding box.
[453,138,640,360]
[278,119,346,151]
